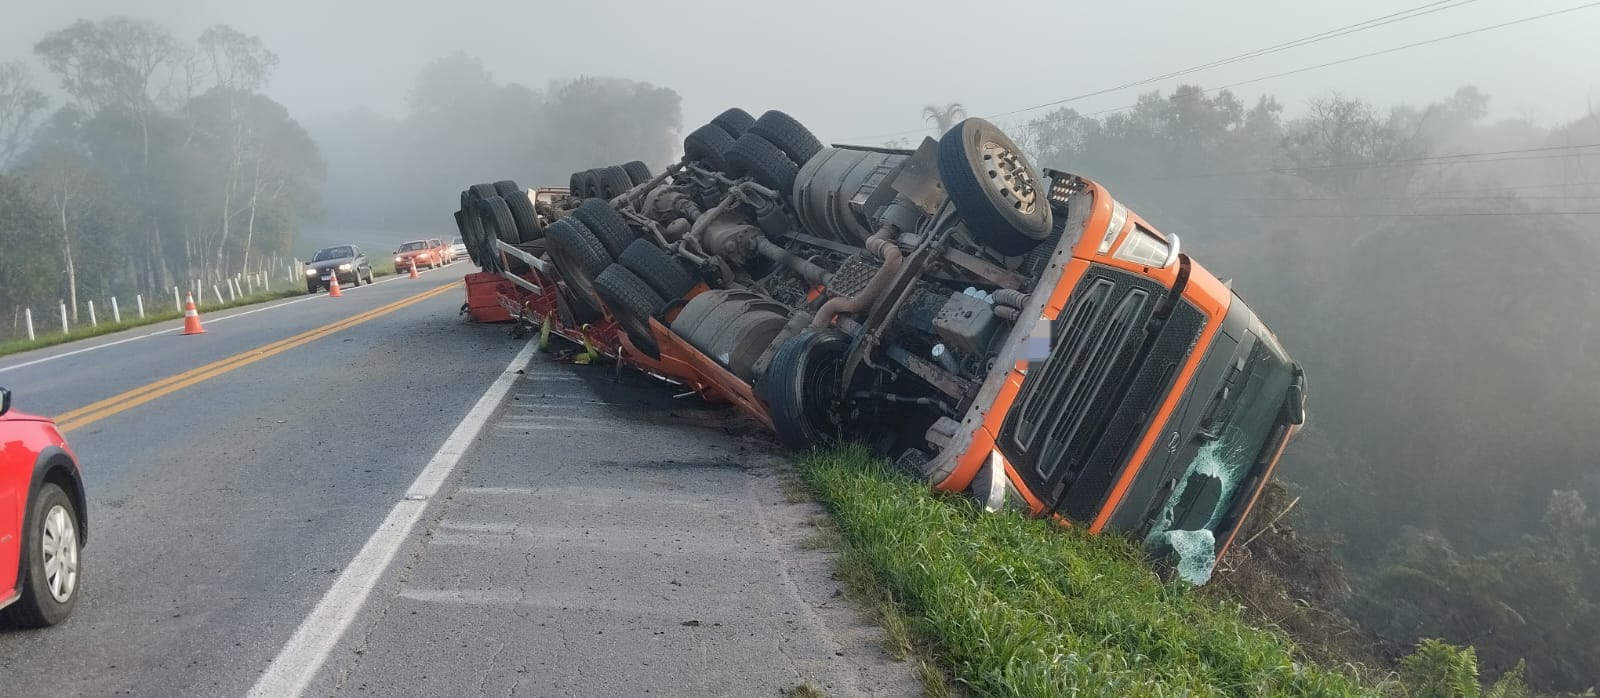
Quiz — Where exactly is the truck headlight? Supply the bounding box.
[1097,201,1129,254]
[338,263,353,271]
[305,268,317,276]
[1112,225,1179,268]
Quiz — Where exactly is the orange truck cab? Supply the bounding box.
[921,171,1306,581]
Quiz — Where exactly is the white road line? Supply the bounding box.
[0,267,448,375]
[493,424,611,431]
[455,486,540,495]
[248,338,535,698]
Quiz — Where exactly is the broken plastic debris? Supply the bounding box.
[1165,529,1216,584]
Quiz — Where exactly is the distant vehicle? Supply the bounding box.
[0,387,87,628]
[305,245,373,293]
[428,238,450,265]
[449,238,468,260]
[394,240,444,272]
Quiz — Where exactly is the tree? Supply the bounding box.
[922,102,966,134]
[0,175,61,337]
[0,62,48,170]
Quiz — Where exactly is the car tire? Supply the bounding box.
[683,124,736,171]
[594,264,667,357]
[570,198,636,258]
[504,191,543,242]
[749,110,823,166]
[0,483,81,628]
[937,117,1053,255]
[620,160,652,186]
[759,329,852,450]
[545,217,611,316]
[351,269,363,287]
[726,133,800,194]
[618,238,696,301]
[306,281,318,294]
[711,107,756,137]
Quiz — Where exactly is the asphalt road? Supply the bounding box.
[0,262,912,696]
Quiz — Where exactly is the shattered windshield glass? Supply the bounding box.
[1145,330,1296,584]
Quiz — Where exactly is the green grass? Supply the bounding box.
[798,445,1374,697]
[0,286,307,359]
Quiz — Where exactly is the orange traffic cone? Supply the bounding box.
[327,270,343,297]
[182,293,206,335]
[409,258,419,279]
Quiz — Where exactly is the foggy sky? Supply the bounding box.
[4,0,1599,144]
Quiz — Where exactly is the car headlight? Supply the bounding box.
[395,256,404,263]
[305,268,317,276]
[1112,225,1180,268]
[338,263,353,271]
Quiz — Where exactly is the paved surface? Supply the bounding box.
[308,361,913,697]
[0,262,913,696]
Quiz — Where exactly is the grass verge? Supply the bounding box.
[0,287,307,359]
[797,445,1373,697]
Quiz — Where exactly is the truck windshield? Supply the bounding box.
[1145,330,1296,583]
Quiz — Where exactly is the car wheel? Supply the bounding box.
[0,483,81,627]
[936,117,1053,255]
[306,281,318,294]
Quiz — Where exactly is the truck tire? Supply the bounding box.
[759,329,852,450]
[569,171,588,196]
[492,180,521,198]
[479,195,520,246]
[711,107,756,137]
[594,264,666,357]
[468,182,497,203]
[749,111,823,166]
[570,198,636,258]
[545,217,611,316]
[683,124,736,171]
[937,117,1052,255]
[504,191,543,242]
[598,165,634,199]
[618,238,696,301]
[453,209,480,265]
[620,160,652,186]
[726,134,800,194]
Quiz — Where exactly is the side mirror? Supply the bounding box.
[0,387,11,416]
[1285,367,1307,425]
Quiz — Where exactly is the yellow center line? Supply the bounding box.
[54,282,461,433]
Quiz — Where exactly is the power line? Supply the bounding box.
[986,0,1482,120]
[844,0,1494,142]
[1154,142,1600,180]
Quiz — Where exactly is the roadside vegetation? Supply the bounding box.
[798,445,1537,697]
[0,286,307,359]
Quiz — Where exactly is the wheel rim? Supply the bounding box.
[802,349,846,435]
[980,140,1041,215]
[41,504,79,603]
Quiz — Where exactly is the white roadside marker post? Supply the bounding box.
[111,296,121,323]
[24,308,34,341]
[87,300,97,326]
[137,294,145,318]
[213,285,224,305]
[60,301,68,333]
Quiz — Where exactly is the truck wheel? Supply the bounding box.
[937,117,1052,255]
[545,217,611,315]
[468,182,497,204]
[453,209,480,266]
[726,134,800,194]
[570,198,636,258]
[620,160,652,186]
[594,264,667,358]
[711,107,756,137]
[618,239,696,300]
[749,111,823,165]
[568,171,588,196]
[492,180,521,198]
[759,329,852,450]
[598,166,634,199]
[0,483,81,628]
[683,124,736,171]
[504,191,543,242]
[479,195,520,245]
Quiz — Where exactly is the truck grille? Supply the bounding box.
[999,266,1203,519]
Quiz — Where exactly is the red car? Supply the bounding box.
[394,240,444,271]
[1,387,86,627]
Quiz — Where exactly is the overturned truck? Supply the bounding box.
[454,109,1307,578]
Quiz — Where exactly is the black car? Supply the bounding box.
[304,245,374,293]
